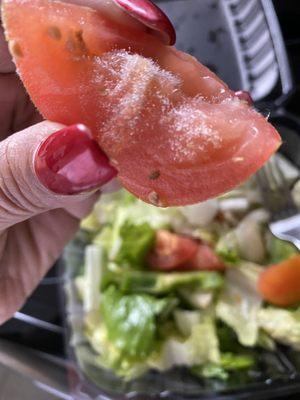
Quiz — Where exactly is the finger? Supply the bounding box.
[0,121,117,231]
[0,209,79,322]
[0,188,100,324]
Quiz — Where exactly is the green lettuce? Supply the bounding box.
[266,235,298,264]
[106,269,224,294]
[114,221,155,268]
[101,285,167,360]
[216,230,240,265]
[80,212,101,233]
[89,190,180,267]
[149,313,220,370]
[85,321,149,380]
[258,307,300,350]
[216,263,263,346]
[192,353,255,381]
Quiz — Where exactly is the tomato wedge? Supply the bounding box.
[258,255,300,307]
[147,230,225,272]
[2,0,281,206]
[182,243,226,272]
[146,230,199,270]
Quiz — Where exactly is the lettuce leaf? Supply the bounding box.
[216,230,240,265]
[192,353,255,381]
[106,269,224,294]
[266,234,298,264]
[76,245,104,312]
[216,263,263,346]
[258,307,300,350]
[101,285,166,360]
[149,313,220,370]
[114,221,155,268]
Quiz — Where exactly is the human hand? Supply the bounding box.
[0,8,117,324]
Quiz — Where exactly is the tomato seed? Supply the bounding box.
[9,40,23,57]
[149,170,160,180]
[47,26,61,40]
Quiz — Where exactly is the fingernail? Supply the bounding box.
[113,0,176,45]
[34,124,117,195]
[234,90,253,105]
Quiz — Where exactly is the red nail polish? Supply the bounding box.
[234,90,253,106]
[34,124,117,195]
[113,0,176,45]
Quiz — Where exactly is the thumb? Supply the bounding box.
[0,121,117,230]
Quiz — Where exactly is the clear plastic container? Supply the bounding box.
[63,230,300,400]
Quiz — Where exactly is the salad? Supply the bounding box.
[74,154,300,383]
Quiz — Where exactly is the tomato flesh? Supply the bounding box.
[258,255,300,307]
[147,230,225,272]
[147,230,199,270]
[182,243,226,272]
[2,0,281,206]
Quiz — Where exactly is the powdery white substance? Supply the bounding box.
[91,50,182,146]
[86,50,252,165]
[166,99,223,163]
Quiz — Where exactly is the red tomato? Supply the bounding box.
[258,255,300,307]
[2,0,281,206]
[182,243,226,272]
[147,230,198,270]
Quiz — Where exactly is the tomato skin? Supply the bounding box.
[258,255,300,307]
[147,230,198,270]
[147,230,225,272]
[182,243,226,272]
[2,0,281,206]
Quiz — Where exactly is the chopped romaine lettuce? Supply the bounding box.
[79,245,103,312]
[149,313,220,370]
[179,199,218,227]
[93,226,113,254]
[195,363,229,380]
[258,307,300,350]
[257,330,276,351]
[84,310,154,380]
[192,353,255,381]
[74,275,85,301]
[266,234,298,264]
[101,285,167,359]
[216,230,240,265]
[94,190,176,230]
[107,270,223,294]
[114,221,155,268]
[174,310,202,336]
[75,169,300,383]
[217,220,267,265]
[80,212,101,232]
[216,263,263,346]
[236,219,266,264]
[178,288,214,309]
[220,352,254,370]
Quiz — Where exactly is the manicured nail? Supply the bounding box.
[34,124,117,195]
[113,0,176,45]
[235,90,253,105]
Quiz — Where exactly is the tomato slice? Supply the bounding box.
[2,0,281,206]
[147,230,198,270]
[258,255,300,307]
